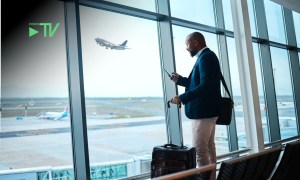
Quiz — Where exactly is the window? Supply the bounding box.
[103,0,156,12]
[270,47,297,139]
[0,1,74,179]
[253,43,269,143]
[248,0,257,37]
[293,11,300,47]
[2,0,300,179]
[222,0,257,37]
[172,25,229,154]
[79,7,164,178]
[264,0,286,44]
[226,37,246,149]
[222,0,233,31]
[170,0,215,27]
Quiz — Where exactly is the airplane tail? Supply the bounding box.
[63,105,68,112]
[57,106,69,120]
[119,40,128,47]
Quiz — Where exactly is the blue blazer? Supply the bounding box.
[177,48,222,119]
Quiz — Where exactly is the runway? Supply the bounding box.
[0,115,233,171]
[0,118,165,138]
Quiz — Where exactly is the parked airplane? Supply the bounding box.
[37,106,69,120]
[95,38,129,50]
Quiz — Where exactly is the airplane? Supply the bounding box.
[95,38,129,50]
[37,106,69,120]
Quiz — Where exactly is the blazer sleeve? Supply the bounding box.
[176,75,188,87]
[179,54,217,104]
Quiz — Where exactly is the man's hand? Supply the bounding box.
[170,96,181,104]
[170,72,179,83]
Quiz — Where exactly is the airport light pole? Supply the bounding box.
[24,105,27,117]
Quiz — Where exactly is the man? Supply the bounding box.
[170,32,222,178]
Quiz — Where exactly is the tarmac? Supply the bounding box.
[0,115,229,172]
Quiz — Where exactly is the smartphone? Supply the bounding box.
[163,68,172,77]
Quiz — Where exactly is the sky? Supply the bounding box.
[1,0,299,98]
[79,6,162,97]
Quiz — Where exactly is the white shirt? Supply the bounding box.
[195,47,208,58]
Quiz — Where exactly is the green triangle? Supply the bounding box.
[29,27,39,37]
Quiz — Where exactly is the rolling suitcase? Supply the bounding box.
[151,101,196,178]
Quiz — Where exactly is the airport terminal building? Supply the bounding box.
[1,0,300,179]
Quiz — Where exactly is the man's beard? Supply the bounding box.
[189,49,197,57]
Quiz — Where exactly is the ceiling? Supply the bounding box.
[271,0,300,13]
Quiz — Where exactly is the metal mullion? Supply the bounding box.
[230,0,265,152]
[79,0,164,21]
[288,51,300,134]
[64,1,90,180]
[171,17,225,34]
[214,0,238,152]
[253,0,281,142]
[269,41,296,49]
[283,7,300,135]
[156,0,182,146]
[252,0,269,40]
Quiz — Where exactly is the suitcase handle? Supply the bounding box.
[163,143,187,149]
[167,100,181,108]
[166,101,183,147]
[163,143,179,148]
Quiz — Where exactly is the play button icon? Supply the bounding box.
[29,27,39,37]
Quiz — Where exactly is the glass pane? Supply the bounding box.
[172,25,230,155]
[248,0,257,37]
[104,0,156,12]
[170,0,215,27]
[223,0,257,37]
[293,11,300,47]
[252,43,269,143]
[226,37,246,149]
[80,7,165,178]
[222,0,233,31]
[270,47,297,139]
[0,1,74,179]
[264,0,286,44]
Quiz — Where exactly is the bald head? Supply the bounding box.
[185,32,206,57]
[186,32,206,45]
